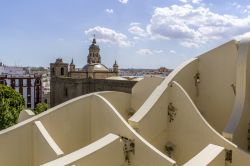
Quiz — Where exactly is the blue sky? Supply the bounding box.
[0,0,250,69]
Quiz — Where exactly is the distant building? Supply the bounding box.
[29,67,51,107]
[0,65,29,76]
[119,67,172,77]
[50,37,137,107]
[50,37,119,80]
[0,75,42,109]
[0,64,43,109]
[158,67,169,73]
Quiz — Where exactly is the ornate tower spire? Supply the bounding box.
[70,58,74,65]
[113,60,119,74]
[87,35,101,64]
[69,58,75,72]
[92,34,96,44]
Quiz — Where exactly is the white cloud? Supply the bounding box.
[133,36,140,40]
[130,22,141,26]
[137,49,153,55]
[191,0,202,4]
[231,2,241,9]
[180,41,199,48]
[105,9,114,14]
[155,50,163,54]
[118,0,128,4]
[179,0,188,3]
[136,48,163,55]
[170,50,176,54]
[179,0,202,4]
[128,26,148,37]
[147,4,250,47]
[243,5,250,13]
[85,26,132,47]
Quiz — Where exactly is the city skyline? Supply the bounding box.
[1,0,250,69]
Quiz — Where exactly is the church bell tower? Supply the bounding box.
[87,35,101,64]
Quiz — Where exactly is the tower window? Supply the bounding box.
[61,67,64,75]
[51,67,55,75]
[35,79,41,85]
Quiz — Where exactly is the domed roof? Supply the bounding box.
[89,43,100,50]
[83,63,109,72]
[89,38,100,50]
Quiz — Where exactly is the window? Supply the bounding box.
[23,79,27,86]
[0,80,6,85]
[27,79,31,87]
[11,79,15,88]
[15,79,19,87]
[19,87,23,95]
[51,67,55,75]
[35,79,41,85]
[61,67,64,75]
[19,79,23,87]
[27,103,31,108]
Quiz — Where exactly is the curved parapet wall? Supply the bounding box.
[130,80,250,165]
[131,76,164,112]
[129,58,198,127]
[198,40,237,133]
[91,94,176,166]
[98,91,132,120]
[0,94,94,166]
[224,39,250,150]
[1,39,250,165]
[129,39,250,165]
[130,40,238,135]
[0,91,175,166]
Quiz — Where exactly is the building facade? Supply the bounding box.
[0,75,42,109]
[50,37,137,107]
[0,63,43,109]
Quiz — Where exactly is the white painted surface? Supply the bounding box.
[184,144,225,166]
[131,76,164,112]
[33,121,64,165]
[41,133,123,166]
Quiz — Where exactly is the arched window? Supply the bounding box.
[35,78,41,85]
[61,67,64,75]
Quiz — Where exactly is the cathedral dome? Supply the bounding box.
[83,63,109,72]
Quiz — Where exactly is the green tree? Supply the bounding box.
[0,84,24,130]
[33,103,48,115]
